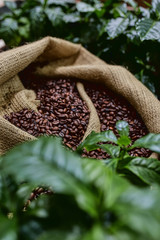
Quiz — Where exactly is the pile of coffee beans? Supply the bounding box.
[4,77,151,159]
[23,187,53,211]
[4,78,90,149]
[82,82,151,159]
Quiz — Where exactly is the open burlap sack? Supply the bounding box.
[0,36,160,156]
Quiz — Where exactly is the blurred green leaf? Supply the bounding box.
[2,137,98,218]
[45,7,64,26]
[37,228,81,240]
[82,224,105,240]
[136,18,160,41]
[116,120,129,137]
[105,17,129,39]
[126,157,160,184]
[76,2,95,13]
[132,133,160,153]
[1,133,160,239]
[152,0,160,18]
[47,0,75,6]
[63,13,80,23]
[77,131,117,152]
[99,144,120,158]
[111,3,127,18]
[139,6,150,18]
[0,214,17,240]
[117,135,131,147]
[116,186,160,239]
[124,0,137,8]
[4,1,17,10]
[0,18,18,31]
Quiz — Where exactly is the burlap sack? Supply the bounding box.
[0,36,160,156]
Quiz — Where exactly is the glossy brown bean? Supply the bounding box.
[4,78,90,149]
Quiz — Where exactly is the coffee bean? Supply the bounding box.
[4,77,151,159]
[82,82,151,159]
[4,78,89,149]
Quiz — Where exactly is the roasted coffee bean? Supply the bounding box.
[4,77,151,159]
[82,82,151,159]
[4,78,90,148]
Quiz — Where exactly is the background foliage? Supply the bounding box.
[0,0,160,97]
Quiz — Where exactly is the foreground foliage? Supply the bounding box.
[1,121,160,239]
[0,0,160,97]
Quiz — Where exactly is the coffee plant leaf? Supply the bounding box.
[37,229,82,240]
[99,144,120,158]
[2,137,98,218]
[152,0,160,18]
[0,214,17,240]
[124,0,137,9]
[77,131,118,152]
[116,120,129,137]
[132,133,160,153]
[139,7,150,18]
[76,2,95,13]
[136,18,160,41]
[115,186,160,239]
[2,137,85,183]
[111,3,127,18]
[47,0,75,6]
[1,136,160,239]
[125,157,160,184]
[105,17,129,39]
[45,7,64,26]
[63,13,80,23]
[117,136,131,147]
[4,1,17,11]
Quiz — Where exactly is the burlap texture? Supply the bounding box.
[0,36,160,155]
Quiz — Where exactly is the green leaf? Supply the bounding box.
[117,136,131,147]
[99,144,120,158]
[135,70,156,95]
[132,133,160,153]
[111,3,127,18]
[45,7,64,27]
[0,214,17,240]
[0,18,20,46]
[105,17,129,39]
[116,186,160,239]
[104,0,115,7]
[29,6,46,39]
[136,18,160,41]
[0,18,18,31]
[77,131,117,152]
[37,228,81,240]
[2,137,98,218]
[76,2,95,13]
[116,120,129,136]
[63,13,80,23]
[4,1,17,10]
[83,159,129,208]
[82,224,105,240]
[139,7,150,18]
[152,0,160,18]
[47,0,75,6]
[18,25,30,39]
[126,157,160,184]
[124,0,137,9]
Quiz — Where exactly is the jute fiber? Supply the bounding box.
[0,36,160,155]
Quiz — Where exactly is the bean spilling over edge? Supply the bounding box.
[4,78,151,159]
[82,82,151,159]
